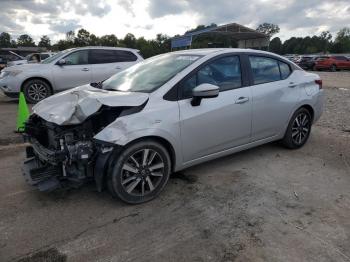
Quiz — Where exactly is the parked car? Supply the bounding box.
[314,55,350,71]
[295,55,315,70]
[0,46,143,103]
[0,57,6,72]
[23,48,324,204]
[7,52,56,67]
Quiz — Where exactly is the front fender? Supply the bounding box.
[93,105,183,170]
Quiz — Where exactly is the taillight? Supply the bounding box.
[315,79,322,89]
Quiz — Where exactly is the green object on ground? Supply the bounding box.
[16,92,30,132]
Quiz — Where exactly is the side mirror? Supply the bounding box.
[191,83,219,106]
[57,59,66,66]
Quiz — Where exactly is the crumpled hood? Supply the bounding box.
[33,85,149,125]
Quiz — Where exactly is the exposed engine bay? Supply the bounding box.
[23,104,142,191]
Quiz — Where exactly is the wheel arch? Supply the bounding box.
[123,136,177,173]
[21,77,54,94]
[298,104,314,122]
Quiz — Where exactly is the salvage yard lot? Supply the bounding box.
[0,72,349,262]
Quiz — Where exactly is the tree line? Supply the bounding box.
[0,24,350,58]
[269,28,350,54]
[0,29,171,58]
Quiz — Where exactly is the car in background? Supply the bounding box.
[295,55,329,71]
[7,52,56,67]
[283,55,297,62]
[0,57,6,72]
[22,48,324,204]
[0,46,143,103]
[295,55,314,70]
[314,55,350,71]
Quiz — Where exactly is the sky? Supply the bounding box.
[1,0,350,43]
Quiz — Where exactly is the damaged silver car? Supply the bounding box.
[23,49,324,204]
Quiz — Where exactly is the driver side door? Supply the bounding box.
[52,50,92,91]
[178,55,252,163]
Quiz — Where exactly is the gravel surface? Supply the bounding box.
[0,72,349,262]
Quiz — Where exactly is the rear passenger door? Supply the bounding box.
[248,55,300,141]
[89,49,139,83]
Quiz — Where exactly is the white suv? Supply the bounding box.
[0,47,143,103]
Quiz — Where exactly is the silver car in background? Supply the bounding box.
[0,46,143,103]
[6,52,56,67]
[23,48,324,204]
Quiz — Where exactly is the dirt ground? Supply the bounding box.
[0,72,349,262]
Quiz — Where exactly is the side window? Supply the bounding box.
[40,54,50,60]
[182,56,242,98]
[249,56,281,85]
[90,49,117,64]
[64,50,89,65]
[279,61,291,80]
[334,56,347,61]
[113,50,138,62]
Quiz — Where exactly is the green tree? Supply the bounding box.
[38,35,51,48]
[89,34,100,46]
[75,28,91,46]
[123,33,136,48]
[269,37,282,54]
[99,34,119,46]
[66,31,75,42]
[256,23,280,37]
[331,27,350,53]
[17,34,35,47]
[0,32,12,48]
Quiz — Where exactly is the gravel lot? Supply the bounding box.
[0,72,349,262]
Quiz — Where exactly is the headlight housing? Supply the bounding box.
[0,70,22,78]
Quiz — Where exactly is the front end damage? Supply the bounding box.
[22,86,148,192]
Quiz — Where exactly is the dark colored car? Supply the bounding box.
[314,56,350,71]
[295,56,314,70]
[0,57,6,72]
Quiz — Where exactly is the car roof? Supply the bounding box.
[171,48,286,57]
[170,48,292,63]
[68,46,140,52]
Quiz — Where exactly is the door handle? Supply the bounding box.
[235,97,249,104]
[288,82,297,88]
[82,68,89,71]
[115,66,122,69]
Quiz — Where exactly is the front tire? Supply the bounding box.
[330,64,337,72]
[108,140,171,204]
[23,79,52,104]
[282,108,312,149]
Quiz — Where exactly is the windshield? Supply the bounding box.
[41,50,70,64]
[102,53,202,93]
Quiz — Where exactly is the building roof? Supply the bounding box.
[171,22,269,49]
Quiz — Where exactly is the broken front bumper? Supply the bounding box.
[23,156,62,191]
[22,138,66,191]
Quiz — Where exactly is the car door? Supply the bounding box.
[178,55,252,162]
[89,49,139,83]
[248,55,300,141]
[52,50,91,91]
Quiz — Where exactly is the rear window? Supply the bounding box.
[249,56,281,85]
[279,61,291,79]
[333,56,347,61]
[40,54,50,60]
[114,50,138,62]
[90,49,138,64]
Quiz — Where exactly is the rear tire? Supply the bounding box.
[23,79,52,104]
[330,64,337,72]
[107,140,171,204]
[282,108,312,149]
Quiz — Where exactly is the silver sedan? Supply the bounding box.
[23,48,324,204]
